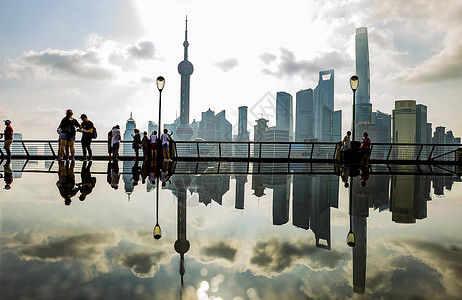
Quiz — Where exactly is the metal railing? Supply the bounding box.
[1,140,461,164]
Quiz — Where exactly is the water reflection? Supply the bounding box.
[1,160,462,299]
[56,160,78,206]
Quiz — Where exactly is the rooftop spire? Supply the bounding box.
[183,16,189,61]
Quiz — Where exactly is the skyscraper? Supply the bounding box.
[392,100,416,157]
[236,106,250,142]
[123,112,136,155]
[295,89,314,142]
[276,91,293,140]
[197,109,232,141]
[176,17,194,141]
[355,27,371,126]
[416,104,427,144]
[148,121,158,135]
[313,69,340,142]
[355,27,370,105]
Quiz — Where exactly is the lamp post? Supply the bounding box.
[156,76,165,133]
[350,75,359,142]
[346,176,355,247]
[153,183,162,239]
[153,76,165,240]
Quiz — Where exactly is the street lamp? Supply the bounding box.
[153,180,162,240]
[346,176,355,247]
[350,75,359,142]
[156,76,165,135]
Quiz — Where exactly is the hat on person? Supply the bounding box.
[66,109,73,114]
[4,120,11,125]
[80,114,87,119]
[115,125,120,129]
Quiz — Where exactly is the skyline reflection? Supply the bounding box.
[1,160,462,299]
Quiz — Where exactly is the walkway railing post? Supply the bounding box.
[22,141,29,157]
[48,142,56,158]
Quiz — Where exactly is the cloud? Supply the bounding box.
[200,241,237,262]
[250,237,347,276]
[213,58,239,72]
[127,41,156,60]
[0,48,112,80]
[260,48,353,79]
[18,232,117,261]
[116,251,167,278]
[259,53,277,64]
[396,44,462,83]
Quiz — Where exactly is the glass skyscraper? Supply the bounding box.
[295,89,314,142]
[276,91,293,141]
[355,27,371,125]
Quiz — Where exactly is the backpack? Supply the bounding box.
[92,127,98,139]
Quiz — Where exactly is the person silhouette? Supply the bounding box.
[110,160,120,190]
[57,160,78,206]
[3,160,13,190]
[131,160,140,187]
[77,161,97,201]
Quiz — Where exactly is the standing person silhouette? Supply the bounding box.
[360,132,371,165]
[111,125,121,161]
[160,128,172,162]
[58,109,80,161]
[79,114,94,161]
[141,131,150,161]
[2,120,13,160]
[131,129,141,161]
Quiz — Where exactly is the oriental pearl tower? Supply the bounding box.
[176,17,194,141]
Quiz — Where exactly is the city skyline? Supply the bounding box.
[1,1,462,140]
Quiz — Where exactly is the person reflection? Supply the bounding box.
[77,161,96,201]
[131,160,140,187]
[57,160,78,206]
[3,159,13,190]
[160,161,172,188]
[108,160,120,190]
[149,160,158,185]
[341,165,350,188]
[140,160,149,184]
[359,166,370,187]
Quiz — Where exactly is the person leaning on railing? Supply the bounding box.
[360,132,371,165]
[2,120,13,160]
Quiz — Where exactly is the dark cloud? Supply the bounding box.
[260,48,353,79]
[213,58,239,72]
[117,251,166,278]
[250,238,347,274]
[127,41,156,60]
[407,240,462,277]
[200,241,237,262]
[259,53,277,64]
[409,45,462,83]
[22,49,112,80]
[19,232,115,261]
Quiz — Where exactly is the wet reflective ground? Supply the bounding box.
[1,160,462,300]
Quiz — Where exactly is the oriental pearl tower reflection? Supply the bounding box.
[173,174,191,288]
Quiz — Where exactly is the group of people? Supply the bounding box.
[108,127,173,162]
[57,109,95,161]
[339,130,372,188]
[341,130,371,165]
[55,109,173,162]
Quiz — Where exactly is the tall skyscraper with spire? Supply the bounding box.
[355,27,372,124]
[176,17,194,141]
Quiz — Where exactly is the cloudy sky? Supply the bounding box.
[1,0,461,139]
